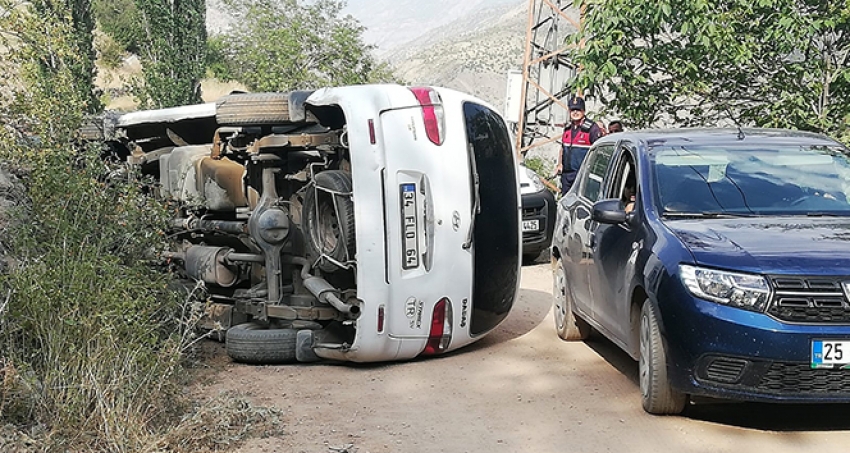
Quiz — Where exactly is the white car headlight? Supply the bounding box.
[522,166,546,194]
[679,265,771,312]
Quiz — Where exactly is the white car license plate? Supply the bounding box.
[522,219,539,232]
[811,340,850,368]
[400,183,419,269]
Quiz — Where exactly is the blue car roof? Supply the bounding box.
[596,128,844,150]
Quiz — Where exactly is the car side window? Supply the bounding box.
[579,144,615,202]
[608,144,638,212]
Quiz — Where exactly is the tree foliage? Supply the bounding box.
[210,0,395,92]
[0,2,194,450]
[134,0,207,108]
[569,0,850,143]
[0,0,101,119]
[92,0,145,54]
[0,2,288,450]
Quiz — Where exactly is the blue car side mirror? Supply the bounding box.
[591,198,628,225]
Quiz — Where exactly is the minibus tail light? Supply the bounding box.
[409,87,445,145]
[421,298,453,355]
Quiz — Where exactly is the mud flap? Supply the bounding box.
[288,90,316,122]
[296,329,320,362]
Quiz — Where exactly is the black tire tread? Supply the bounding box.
[216,92,293,126]
[553,258,591,341]
[225,322,298,364]
[303,170,356,272]
[641,301,687,415]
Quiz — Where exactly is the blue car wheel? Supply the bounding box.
[553,258,591,341]
[639,301,687,415]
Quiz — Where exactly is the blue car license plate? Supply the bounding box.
[811,340,850,368]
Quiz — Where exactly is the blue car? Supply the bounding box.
[551,128,850,414]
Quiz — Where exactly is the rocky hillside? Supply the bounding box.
[383,2,527,109]
[341,0,523,55]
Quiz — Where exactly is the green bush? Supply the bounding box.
[0,2,283,450]
[0,145,193,450]
[209,0,396,92]
[92,0,144,54]
[523,155,558,194]
[0,106,285,453]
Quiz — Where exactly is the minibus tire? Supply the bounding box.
[216,92,293,125]
[303,170,355,272]
[226,322,298,364]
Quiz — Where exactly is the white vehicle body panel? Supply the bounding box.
[306,85,519,362]
[117,103,216,127]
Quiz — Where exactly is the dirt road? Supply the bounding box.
[199,262,850,453]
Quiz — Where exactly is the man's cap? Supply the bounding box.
[568,96,586,111]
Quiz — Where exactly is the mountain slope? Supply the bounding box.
[384,2,527,109]
[342,0,522,55]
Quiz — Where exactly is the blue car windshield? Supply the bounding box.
[651,143,850,216]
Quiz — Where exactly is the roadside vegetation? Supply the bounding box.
[569,0,850,144]
[93,0,207,108]
[0,1,186,449]
[523,156,559,194]
[0,0,386,450]
[207,0,396,92]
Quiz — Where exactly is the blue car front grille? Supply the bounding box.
[758,363,850,395]
[766,276,850,323]
[697,356,850,397]
[704,357,748,383]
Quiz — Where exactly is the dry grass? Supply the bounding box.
[105,95,138,111]
[95,55,142,90]
[155,391,285,452]
[0,424,38,453]
[201,78,248,102]
[103,78,248,110]
[97,54,247,110]
[0,388,285,453]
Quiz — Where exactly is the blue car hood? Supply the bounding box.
[666,217,850,274]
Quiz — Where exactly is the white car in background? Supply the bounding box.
[108,84,522,363]
[518,164,556,262]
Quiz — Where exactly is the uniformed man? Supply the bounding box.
[556,95,602,194]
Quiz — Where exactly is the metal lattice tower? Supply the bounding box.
[512,0,582,158]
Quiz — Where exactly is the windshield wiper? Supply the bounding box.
[462,146,481,250]
[663,211,757,218]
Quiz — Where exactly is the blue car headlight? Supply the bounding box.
[679,265,771,312]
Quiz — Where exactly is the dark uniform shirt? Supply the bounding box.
[561,118,602,194]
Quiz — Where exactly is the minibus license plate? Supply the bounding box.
[400,183,419,269]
